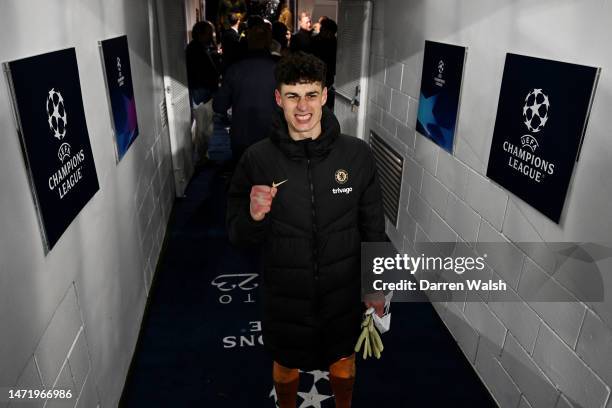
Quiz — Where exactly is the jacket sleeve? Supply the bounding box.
[226,151,270,246]
[359,148,387,242]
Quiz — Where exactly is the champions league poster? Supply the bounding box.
[486,53,600,223]
[416,40,467,153]
[100,35,139,161]
[5,48,99,251]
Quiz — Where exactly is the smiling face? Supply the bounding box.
[275,81,328,140]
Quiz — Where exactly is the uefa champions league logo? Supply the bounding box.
[47,88,73,163]
[57,143,71,163]
[521,89,550,151]
[47,89,67,140]
[437,60,445,78]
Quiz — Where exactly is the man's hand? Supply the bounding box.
[249,185,277,221]
[364,291,386,317]
[365,299,385,317]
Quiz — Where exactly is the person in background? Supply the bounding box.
[312,17,338,110]
[218,0,247,30]
[290,11,313,54]
[312,15,329,36]
[269,38,282,61]
[186,21,221,106]
[278,2,293,32]
[312,21,321,35]
[185,21,221,162]
[221,12,242,72]
[271,21,290,58]
[213,23,277,167]
[237,14,266,56]
[226,52,386,408]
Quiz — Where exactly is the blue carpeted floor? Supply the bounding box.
[120,163,496,407]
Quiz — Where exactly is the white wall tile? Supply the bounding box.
[519,396,534,408]
[407,191,432,233]
[475,347,522,408]
[46,363,75,408]
[396,123,416,151]
[75,375,99,408]
[381,110,397,136]
[68,329,91,397]
[390,89,409,124]
[371,56,386,85]
[398,206,417,246]
[477,220,525,290]
[421,171,449,217]
[14,357,43,403]
[385,219,403,252]
[576,311,612,386]
[428,210,457,246]
[404,156,423,193]
[35,286,82,387]
[489,286,542,353]
[534,324,610,408]
[445,194,480,243]
[503,200,556,274]
[500,333,559,408]
[465,171,508,231]
[436,151,469,200]
[444,305,479,364]
[414,135,439,175]
[407,96,418,132]
[519,258,587,348]
[555,395,573,408]
[400,53,422,99]
[385,62,403,91]
[465,301,506,355]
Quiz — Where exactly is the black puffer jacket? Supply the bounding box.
[227,107,386,370]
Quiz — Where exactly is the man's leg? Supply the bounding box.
[273,361,299,408]
[329,353,356,408]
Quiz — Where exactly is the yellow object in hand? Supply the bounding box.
[354,311,384,360]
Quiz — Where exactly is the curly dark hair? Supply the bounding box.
[275,51,327,89]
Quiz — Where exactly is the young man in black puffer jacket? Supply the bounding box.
[226,52,386,408]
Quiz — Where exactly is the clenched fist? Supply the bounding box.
[250,185,278,221]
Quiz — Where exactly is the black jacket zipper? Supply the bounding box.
[306,157,319,281]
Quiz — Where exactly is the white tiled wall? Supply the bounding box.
[365,1,612,406]
[0,0,175,406]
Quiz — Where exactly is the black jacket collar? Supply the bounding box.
[270,106,340,159]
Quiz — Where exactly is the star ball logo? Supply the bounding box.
[46,88,67,140]
[521,88,550,152]
[437,60,445,76]
[501,88,555,183]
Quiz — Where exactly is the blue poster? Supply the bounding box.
[100,35,139,161]
[416,41,467,153]
[5,48,100,251]
[486,54,600,223]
